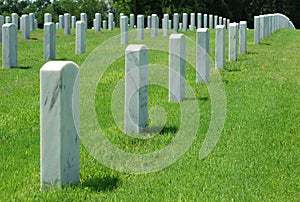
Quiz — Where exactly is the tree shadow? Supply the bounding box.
[81,176,120,192]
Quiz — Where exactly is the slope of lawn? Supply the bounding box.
[0,27,299,201]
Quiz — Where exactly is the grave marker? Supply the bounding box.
[215,25,226,69]
[137,15,144,40]
[2,23,18,68]
[197,13,202,28]
[239,21,247,53]
[190,13,195,30]
[94,13,101,32]
[120,16,128,44]
[11,13,18,29]
[44,22,56,60]
[196,28,210,83]
[76,21,86,54]
[21,14,30,39]
[203,14,208,28]
[182,13,188,32]
[64,13,70,35]
[44,13,52,23]
[151,14,158,37]
[229,23,238,61]
[173,13,179,33]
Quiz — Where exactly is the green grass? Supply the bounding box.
[0,27,299,201]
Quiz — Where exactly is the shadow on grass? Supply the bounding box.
[225,67,241,72]
[142,125,178,135]
[259,42,271,45]
[29,38,39,40]
[18,66,31,69]
[81,176,120,192]
[185,97,209,102]
[54,58,68,61]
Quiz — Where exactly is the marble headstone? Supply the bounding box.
[239,21,247,53]
[11,13,18,29]
[229,23,238,61]
[196,28,210,83]
[76,21,86,54]
[120,16,128,44]
[197,13,202,28]
[64,13,71,35]
[2,23,18,68]
[44,22,56,60]
[173,13,179,33]
[151,14,158,37]
[215,25,226,69]
[137,15,144,40]
[21,14,30,39]
[182,13,188,32]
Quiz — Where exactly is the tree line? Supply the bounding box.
[0,0,298,28]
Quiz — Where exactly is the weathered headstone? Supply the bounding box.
[169,34,186,102]
[11,13,18,29]
[209,14,213,28]
[196,28,210,83]
[94,13,101,32]
[71,16,76,29]
[151,14,158,37]
[203,14,208,28]
[59,15,64,29]
[197,13,202,28]
[44,22,56,60]
[173,13,179,33]
[215,25,226,69]
[130,14,135,28]
[5,16,11,23]
[190,13,195,30]
[44,13,52,23]
[182,13,188,32]
[64,13,70,35]
[108,13,114,30]
[21,14,30,39]
[239,21,247,53]
[163,14,169,36]
[120,16,128,44]
[125,44,148,134]
[229,23,238,61]
[76,21,86,54]
[137,15,144,40]
[40,61,80,190]
[29,13,34,31]
[2,23,18,68]
[259,15,264,40]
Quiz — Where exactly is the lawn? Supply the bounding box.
[0,27,299,201]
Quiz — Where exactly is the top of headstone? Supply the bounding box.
[197,28,209,32]
[41,61,79,72]
[126,44,147,52]
[2,23,17,28]
[216,25,225,29]
[170,33,185,40]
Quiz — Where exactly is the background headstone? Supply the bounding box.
[182,13,188,32]
[5,16,11,23]
[64,13,71,35]
[0,15,3,42]
[94,13,101,32]
[163,14,169,36]
[215,25,226,69]
[2,23,18,68]
[76,21,86,54]
[103,20,107,29]
[11,13,18,29]
[130,14,135,28]
[21,14,30,39]
[151,14,158,37]
[173,13,179,33]
[120,16,128,44]
[196,28,210,83]
[108,13,114,30]
[147,16,151,29]
[59,15,64,29]
[214,15,218,28]
[71,16,76,29]
[239,21,247,53]
[44,22,56,60]
[80,13,87,31]
[209,14,213,28]
[229,23,238,61]
[197,13,202,28]
[203,14,208,28]
[44,13,52,23]
[29,13,34,31]
[137,15,144,40]
[190,13,195,30]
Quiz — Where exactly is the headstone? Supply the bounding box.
[197,13,202,28]
[56,23,59,29]
[151,14,158,37]
[76,21,86,54]
[125,44,148,134]
[137,15,144,40]
[173,13,179,33]
[108,13,114,30]
[179,23,183,30]
[95,13,101,32]
[71,16,76,29]
[5,16,10,23]
[80,13,87,31]
[214,15,218,28]
[0,15,3,42]
[147,16,151,29]
[215,25,226,69]
[103,20,107,29]
[21,14,30,39]
[120,16,128,44]
[203,14,207,28]
[190,13,195,30]
[182,13,188,32]
[11,13,18,29]
[223,18,227,28]
[40,61,80,190]
[163,14,169,36]
[229,23,238,61]
[34,19,38,30]
[29,13,34,31]
[227,19,230,29]
[59,15,64,29]
[219,17,222,25]
[169,34,186,102]
[64,13,71,35]
[2,23,18,68]
[196,28,210,83]
[44,22,56,60]
[209,14,213,28]
[44,13,52,23]
[168,19,172,30]
[259,15,264,40]
[264,15,269,38]
[239,21,247,53]
[130,14,135,28]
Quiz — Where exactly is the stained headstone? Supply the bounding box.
[95,13,101,32]
[29,13,34,31]
[239,21,247,53]
[190,13,195,30]
[2,23,18,68]
[137,15,144,40]
[229,23,238,61]
[125,44,148,134]
[71,16,76,29]
[182,13,188,32]
[196,28,210,83]
[130,14,135,28]
[203,14,208,28]
[197,13,202,28]
[169,34,186,102]
[151,14,158,37]
[11,13,18,29]
[76,21,86,54]
[44,13,52,23]
[108,13,114,30]
[59,15,64,29]
[21,14,30,39]
[44,22,56,60]
[163,14,169,36]
[120,16,128,44]
[215,25,226,69]
[64,13,71,35]
[173,13,179,33]
[40,61,80,190]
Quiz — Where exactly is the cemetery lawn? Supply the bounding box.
[0,28,299,201]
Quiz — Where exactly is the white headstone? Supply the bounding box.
[239,21,247,53]
[130,14,135,28]
[2,23,18,68]
[196,28,210,83]
[44,13,52,23]
[71,16,76,29]
[5,16,11,23]
[147,16,151,29]
[229,23,238,61]
[21,14,30,39]
[215,25,226,69]
[120,16,128,44]
[125,44,148,134]
[203,14,208,28]
[59,15,64,29]
[64,13,71,35]
[137,15,144,40]
[80,13,87,31]
[29,13,34,31]
[214,15,218,28]
[173,13,179,33]
[209,14,213,28]
[11,13,18,29]
[169,34,186,102]
[0,15,3,42]
[108,13,114,30]
[182,13,188,32]
[40,61,80,190]
[163,14,169,36]
[76,21,86,54]
[103,20,107,29]
[151,14,158,37]
[94,13,101,32]
[44,22,56,60]
[197,13,202,28]
[190,13,195,30]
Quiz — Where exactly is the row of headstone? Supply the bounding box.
[254,13,296,45]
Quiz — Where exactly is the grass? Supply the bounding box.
[0,27,299,201]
